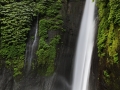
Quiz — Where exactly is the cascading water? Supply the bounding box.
[72,0,95,90]
[25,17,39,73]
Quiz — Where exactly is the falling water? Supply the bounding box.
[25,17,39,73]
[72,0,95,90]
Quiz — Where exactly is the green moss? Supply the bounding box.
[0,0,64,77]
[0,1,36,78]
[97,0,120,89]
[36,0,64,76]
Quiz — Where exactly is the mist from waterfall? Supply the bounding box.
[72,0,95,90]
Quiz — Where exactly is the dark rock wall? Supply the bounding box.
[0,69,14,90]
[50,0,85,90]
[56,0,85,80]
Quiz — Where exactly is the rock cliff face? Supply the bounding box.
[50,0,85,90]
[0,0,99,90]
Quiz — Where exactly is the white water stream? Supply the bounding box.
[72,0,95,90]
[25,17,39,73]
[28,18,38,70]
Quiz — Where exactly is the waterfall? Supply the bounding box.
[72,0,95,90]
[25,17,39,73]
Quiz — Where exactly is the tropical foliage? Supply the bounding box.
[0,1,36,78]
[97,0,120,89]
[36,0,64,76]
[0,0,64,78]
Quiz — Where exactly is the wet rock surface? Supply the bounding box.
[50,0,85,90]
[0,0,97,90]
[0,69,14,90]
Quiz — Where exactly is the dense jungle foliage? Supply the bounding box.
[0,0,64,78]
[97,0,120,90]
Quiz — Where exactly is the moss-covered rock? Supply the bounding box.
[36,0,64,76]
[0,0,64,78]
[0,1,36,78]
[97,0,120,89]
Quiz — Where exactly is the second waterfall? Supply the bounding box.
[72,0,96,90]
[25,17,39,73]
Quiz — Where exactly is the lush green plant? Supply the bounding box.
[97,0,120,89]
[0,0,65,77]
[36,0,64,76]
[0,1,36,78]
[0,0,64,77]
